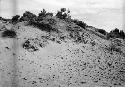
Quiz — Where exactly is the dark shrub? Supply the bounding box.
[37,9,53,21]
[73,19,87,29]
[56,8,70,19]
[46,13,53,17]
[112,28,119,33]
[2,30,16,38]
[97,29,107,35]
[119,30,125,39]
[107,28,125,39]
[112,28,120,36]
[37,23,53,32]
[22,39,38,52]
[61,8,66,12]
[107,33,114,39]
[20,11,37,22]
[38,9,46,18]
[62,13,68,19]
[12,15,20,23]
[110,28,120,37]
[29,21,54,32]
[56,11,63,19]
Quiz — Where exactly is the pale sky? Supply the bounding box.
[0,0,124,32]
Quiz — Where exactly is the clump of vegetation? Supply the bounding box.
[56,8,71,20]
[22,39,39,52]
[97,29,107,35]
[107,28,125,39]
[73,19,87,29]
[2,30,16,38]
[38,9,53,21]
[12,15,20,24]
[19,11,37,22]
[29,21,54,32]
[38,9,47,18]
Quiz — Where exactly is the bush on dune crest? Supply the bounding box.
[56,8,71,20]
[107,28,125,39]
[19,11,37,22]
[12,15,20,24]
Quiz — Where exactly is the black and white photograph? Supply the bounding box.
[0,0,125,87]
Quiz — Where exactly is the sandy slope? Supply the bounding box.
[0,20,125,87]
